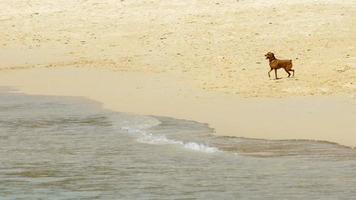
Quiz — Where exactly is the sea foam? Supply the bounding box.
[121,127,220,153]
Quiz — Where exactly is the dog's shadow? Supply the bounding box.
[270,77,296,81]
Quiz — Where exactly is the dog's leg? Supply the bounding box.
[285,68,291,77]
[274,69,279,79]
[268,68,273,78]
[290,69,295,77]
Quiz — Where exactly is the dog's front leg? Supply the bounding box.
[268,68,273,78]
[274,69,279,79]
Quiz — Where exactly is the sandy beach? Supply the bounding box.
[1,0,356,146]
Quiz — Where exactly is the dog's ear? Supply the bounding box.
[269,52,275,58]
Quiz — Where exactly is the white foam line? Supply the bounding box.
[121,127,220,153]
[183,142,220,153]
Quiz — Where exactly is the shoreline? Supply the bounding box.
[1,67,356,148]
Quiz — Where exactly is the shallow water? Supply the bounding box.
[1,90,356,199]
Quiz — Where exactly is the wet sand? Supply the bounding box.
[1,67,356,147]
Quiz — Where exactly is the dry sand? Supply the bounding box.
[0,0,356,146]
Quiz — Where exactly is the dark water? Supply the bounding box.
[1,90,356,199]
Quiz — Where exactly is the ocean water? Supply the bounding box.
[1,90,356,200]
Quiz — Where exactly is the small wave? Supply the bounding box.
[121,127,220,153]
[183,142,220,153]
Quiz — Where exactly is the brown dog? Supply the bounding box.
[265,52,294,79]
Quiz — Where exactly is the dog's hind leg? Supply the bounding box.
[268,68,273,78]
[284,68,291,77]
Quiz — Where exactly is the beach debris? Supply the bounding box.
[335,65,351,73]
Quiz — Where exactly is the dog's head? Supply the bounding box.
[265,52,275,60]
